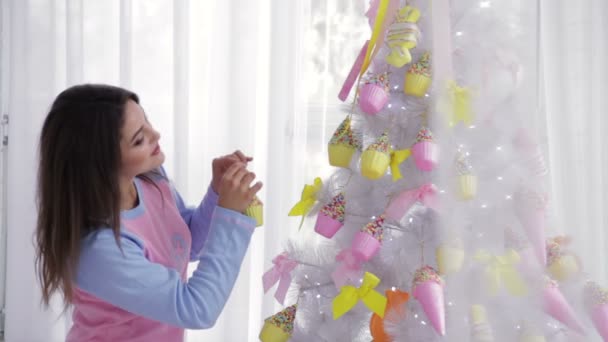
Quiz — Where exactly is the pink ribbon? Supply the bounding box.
[384,183,440,221]
[331,249,365,289]
[262,252,298,304]
[338,40,369,102]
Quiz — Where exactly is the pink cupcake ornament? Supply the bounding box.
[351,215,385,261]
[359,72,390,115]
[412,265,446,336]
[412,127,439,171]
[314,193,346,238]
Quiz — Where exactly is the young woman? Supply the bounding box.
[35,84,262,341]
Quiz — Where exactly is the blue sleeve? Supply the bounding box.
[172,185,218,260]
[75,206,256,329]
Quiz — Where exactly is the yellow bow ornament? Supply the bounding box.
[438,80,474,127]
[390,148,411,181]
[288,177,323,229]
[333,272,388,320]
[474,249,528,297]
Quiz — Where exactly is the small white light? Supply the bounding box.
[481,204,488,208]
[455,31,463,36]
[496,146,503,151]
[409,217,414,223]
[316,294,321,299]
[421,321,427,325]
[304,274,309,279]
[391,286,397,291]
[480,1,491,8]
[468,125,476,129]
[506,195,512,200]
[388,103,393,108]
[440,190,446,194]
[401,106,406,110]
[393,85,399,90]
[497,176,503,181]
[316,282,321,286]
[448,301,453,306]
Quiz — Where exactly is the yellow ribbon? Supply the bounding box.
[441,80,473,127]
[474,249,528,297]
[288,177,323,230]
[389,148,411,181]
[360,0,390,77]
[333,272,388,320]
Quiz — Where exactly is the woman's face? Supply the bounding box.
[119,99,165,179]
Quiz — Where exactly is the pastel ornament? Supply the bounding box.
[514,189,548,266]
[412,265,446,336]
[455,151,477,200]
[245,196,264,227]
[359,72,390,115]
[328,116,361,168]
[351,215,385,261]
[412,127,439,171]
[513,128,548,177]
[263,252,298,305]
[314,193,346,238]
[384,183,440,222]
[370,289,410,342]
[546,236,580,281]
[542,277,585,334]
[361,133,391,179]
[333,272,387,320]
[473,249,528,297]
[584,281,608,341]
[504,227,536,274]
[470,304,495,342]
[435,238,465,275]
[404,52,432,97]
[385,6,421,68]
[361,132,410,181]
[259,305,297,342]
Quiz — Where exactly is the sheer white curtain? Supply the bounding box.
[541,0,608,285]
[2,0,306,341]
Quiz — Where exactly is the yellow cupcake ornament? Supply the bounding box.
[328,116,361,168]
[470,304,495,342]
[436,238,465,275]
[259,305,297,342]
[455,150,477,200]
[245,196,264,227]
[361,132,391,180]
[404,52,432,97]
[546,236,580,281]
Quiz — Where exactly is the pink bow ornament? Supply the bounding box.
[263,252,298,304]
[331,249,365,289]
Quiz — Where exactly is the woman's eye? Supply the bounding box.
[134,138,144,146]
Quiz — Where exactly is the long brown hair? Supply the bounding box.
[35,84,140,307]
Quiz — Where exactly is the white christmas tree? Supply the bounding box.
[259,0,608,341]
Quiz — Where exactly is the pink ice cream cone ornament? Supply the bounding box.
[351,215,385,261]
[504,227,535,274]
[412,127,439,171]
[584,281,608,341]
[315,193,346,238]
[412,265,446,336]
[359,72,390,115]
[513,127,548,177]
[328,116,362,168]
[546,236,581,281]
[542,277,585,334]
[514,189,548,266]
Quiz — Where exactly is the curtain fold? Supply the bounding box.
[541,0,608,285]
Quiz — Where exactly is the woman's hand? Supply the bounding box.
[211,150,253,194]
[217,162,263,213]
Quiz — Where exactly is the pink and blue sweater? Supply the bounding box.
[67,172,255,341]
